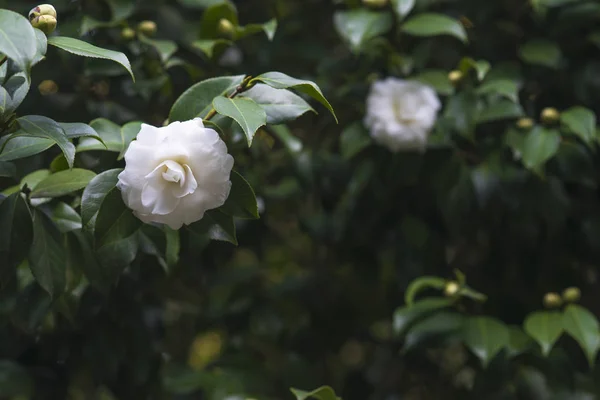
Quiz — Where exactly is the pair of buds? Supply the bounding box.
[29,4,57,35]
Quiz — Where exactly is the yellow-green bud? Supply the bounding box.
[516,117,534,130]
[38,79,58,95]
[362,0,389,8]
[137,20,157,36]
[540,107,560,126]
[31,14,57,34]
[543,292,562,309]
[562,287,581,303]
[448,70,463,85]
[444,281,460,297]
[218,18,235,36]
[121,27,136,41]
[29,4,57,20]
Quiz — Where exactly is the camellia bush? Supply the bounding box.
[1,0,600,399]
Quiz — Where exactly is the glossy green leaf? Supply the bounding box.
[2,71,30,114]
[562,304,600,366]
[404,312,464,350]
[560,106,596,145]
[333,10,393,53]
[459,57,490,81]
[119,121,142,159]
[213,96,266,146]
[29,210,66,298]
[76,118,139,156]
[170,75,245,122]
[393,298,453,336]
[519,39,562,68]
[94,188,142,248]
[47,36,134,81]
[462,316,510,367]
[477,79,520,102]
[32,28,47,66]
[47,202,82,233]
[392,0,416,19]
[234,19,278,41]
[81,168,122,232]
[139,36,178,63]
[251,72,337,122]
[404,276,446,305]
[30,169,96,198]
[521,127,561,171]
[0,9,37,70]
[20,169,50,192]
[291,386,341,400]
[0,193,32,279]
[524,311,563,356]
[507,326,534,357]
[191,39,231,58]
[240,84,315,124]
[220,171,259,219]
[16,115,75,168]
[187,210,237,245]
[59,122,104,144]
[411,70,454,96]
[0,136,54,162]
[477,99,524,123]
[401,13,468,43]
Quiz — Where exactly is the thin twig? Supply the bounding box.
[0,55,7,69]
[204,76,254,121]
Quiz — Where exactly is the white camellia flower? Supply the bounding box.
[117,118,234,230]
[364,77,441,152]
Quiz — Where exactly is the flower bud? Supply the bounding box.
[516,117,534,130]
[38,79,58,95]
[218,18,235,37]
[362,0,389,8]
[540,107,560,126]
[137,20,157,36]
[562,287,581,303]
[121,27,136,41]
[29,4,57,20]
[30,14,57,34]
[444,281,460,297]
[448,70,463,85]
[543,292,562,309]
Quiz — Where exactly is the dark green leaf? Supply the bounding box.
[560,106,596,145]
[291,386,341,400]
[47,202,82,233]
[199,2,238,39]
[0,360,33,397]
[562,304,600,366]
[139,35,178,63]
[462,316,510,367]
[81,169,122,232]
[29,210,66,298]
[94,188,141,247]
[119,121,142,159]
[30,169,96,198]
[411,70,454,96]
[16,115,75,168]
[333,10,393,53]
[0,161,16,178]
[213,96,267,146]
[507,326,534,357]
[401,13,468,43]
[191,39,232,58]
[521,127,561,171]
[0,9,37,70]
[404,312,464,350]
[393,298,453,336]
[477,79,520,102]
[187,210,237,245]
[59,122,104,144]
[340,122,371,159]
[524,311,563,356]
[240,84,315,124]
[220,171,259,219]
[477,99,524,123]
[0,193,32,281]
[0,136,54,162]
[392,0,416,19]
[519,39,562,68]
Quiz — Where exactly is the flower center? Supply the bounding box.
[140,160,199,215]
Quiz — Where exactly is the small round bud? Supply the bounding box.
[448,70,463,85]
[516,117,534,130]
[444,281,460,297]
[362,0,389,8]
[137,20,157,36]
[217,18,235,37]
[543,292,563,309]
[29,4,57,20]
[31,14,57,34]
[38,79,58,95]
[121,27,136,41]
[540,107,560,126]
[562,287,581,303]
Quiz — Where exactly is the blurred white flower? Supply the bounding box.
[117,119,234,229]
[218,46,243,67]
[364,78,441,152]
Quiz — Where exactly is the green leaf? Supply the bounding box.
[251,72,337,122]
[30,169,96,199]
[169,75,245,122]
[401,13,468,43]
[20,169,50,191]
[458,57,491,81]
[47,36,134,81]
[234,19,278,41]
[507,326,534,358]
[187,210,237,245]
[477,79,520,102]
[519,39,562,68]
[47,202,82,233]
[404,312,464,350]
[340,122,371,160]
[16,115,75,168]
[165,227,180,270]
[404,276,446,305]
[0,161,16,178]
[191,39,232,58]
[561,106,596,145]
[139,35,178,63]
[119,121,142,159]
[524,311,563,356]
[333,10,393,53]
[199,2,238,39]
[521,127,561,171]
[240,84,315,124]
[392,0,416,19]
[462,316,510,367]
[0,9,37,70]
[477,99,524,123]
[0,136,54,161]
[213,96,266,146]
[81,169,122,232]
[411,70,454,96]
[29,210,66,298]
[393,298,453,336]
[268,125,303,155]
[262,18,277,40]
[59,122,104,144]
[32,28,47,66]
[291,386,341,400]
[0,193,32,280]
[2,71,31,114]
[562,304,600,367]
[220,171,259,219]
[76,118,139,156]
[0,360,33,398]
[94,189,141,248]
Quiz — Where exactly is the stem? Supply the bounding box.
[0,55,7,68]
[204,75,253,121]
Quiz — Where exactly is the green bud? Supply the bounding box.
[444,281,460,297]
[121,27,136,41]
[562,287,581,303]
[137,20,157,36]
[540,107,560,126]
[31,14,57,34]
[543,292,562,309]
[448,70,463,86]
[516,117,534,130]
[218,18,235,37]
[29,4,57,20]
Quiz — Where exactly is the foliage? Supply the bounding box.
[0,0,600,399]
